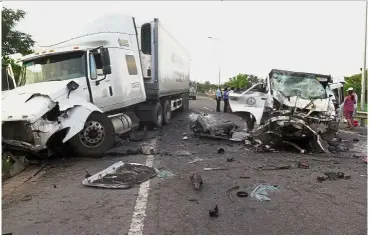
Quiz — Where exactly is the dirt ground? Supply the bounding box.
[1,96,368,235]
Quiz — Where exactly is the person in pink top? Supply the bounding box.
[343,88,356,129]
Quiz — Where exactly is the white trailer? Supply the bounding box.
[2,14,190,157]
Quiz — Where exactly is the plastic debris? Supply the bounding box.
[183,136,188,140]
[158,170,174,179]
[82,161,158,189]
[250,185,279,201]
[209,205,219,217]
[204,167,229,171]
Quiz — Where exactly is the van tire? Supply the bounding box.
[69,112,115,157]
[163,100,171,125]
[152,102,163,127]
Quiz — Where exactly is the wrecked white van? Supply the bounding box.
[229,69,344,152]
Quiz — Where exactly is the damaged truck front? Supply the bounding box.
[229,69,343,153]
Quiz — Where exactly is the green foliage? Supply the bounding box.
[223,73,263,89]
[344,70,368,104]
[2,7,35,56]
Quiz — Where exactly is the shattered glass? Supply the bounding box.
[271,72,327,100]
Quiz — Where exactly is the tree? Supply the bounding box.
[2,7,35,84]
[2,7,35,57]
[224,73,263,90]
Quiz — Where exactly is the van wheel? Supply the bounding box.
[163,100,171,125]
[69,112,115,157]
[152,102,163,127]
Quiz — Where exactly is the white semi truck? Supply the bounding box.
[2,14,190,157]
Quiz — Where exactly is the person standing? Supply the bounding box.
[223,87,229,112]
[343,89,356,129]
[215,87,222,112]
[347,87,358,117]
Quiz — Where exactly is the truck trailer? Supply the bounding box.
[2,14,190,157]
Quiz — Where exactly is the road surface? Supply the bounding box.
[2,96,367,235]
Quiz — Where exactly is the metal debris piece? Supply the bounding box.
[282,141,305,153]
[227,185,240,202]
[255,165,291,171]
[204,167,229,171]
[190,172,203,190]
[217,148,225,154]
[183,136,188,140]
[229,132,250,142]
[188,158,204,164]
[209,205,219,217]
[82,161,158,189]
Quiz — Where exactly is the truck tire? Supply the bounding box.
[152,102,163,127]
[69,112,115,157]
[163,100,171,125]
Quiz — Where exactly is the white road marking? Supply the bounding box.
[203,107,212,112]
[126,139,157,235]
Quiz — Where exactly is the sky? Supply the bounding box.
[3,1,368,84]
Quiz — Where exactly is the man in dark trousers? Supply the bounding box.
[223,87,230,112]
[215,87,222,112]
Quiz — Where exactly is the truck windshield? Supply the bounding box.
[19,51,85,86]
[271,72,327,100]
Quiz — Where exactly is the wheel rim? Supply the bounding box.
[157,111,162,125]
[79,120,106,148]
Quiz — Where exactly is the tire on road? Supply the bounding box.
[162,100,171,125]
[69,112,115,157]
[152,102,163,127]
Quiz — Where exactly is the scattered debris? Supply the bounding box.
[53,184,57,188]
[317,172,351,182]
[204,167,229,171]
[298,161,309,169]
[158,170,173,179]
[344,175,351,180]
[182,132,188,136]
[317,176,327,182]
[217,148,225,154]
[229,132,250,142]
[21,194,32,202]
[183,136,188,140]
[140,145,157,155]
[190,172,203,190]
[209,205,219,218]
[188,158,204,164]
[236,191,249,197]
[227,185,240,202]
[353,138,360,142]
[238,176,251,179]
[226,158,235,162]
[255,165,291,171]
[282,141,305,153]
[188,198,199,203]
[85,171,91,178]
[250,185,279,201]
[175,150,192,156]
[82,161,158,189]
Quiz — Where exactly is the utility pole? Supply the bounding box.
[208,36,221,86]
[361,0,368,112]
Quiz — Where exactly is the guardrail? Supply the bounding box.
[355,111,368,126]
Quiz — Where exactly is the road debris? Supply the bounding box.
[227,185,240,202]
[238,176,251,179]
[188,198,199,203]
[175,150,192,156]
[183,136,188,140]
[204,167,229,171]
[250,185,279,201]
[236,191,248,197]
[85,171,91,178]
[255,165,291,171]
[226,158,235,162]
[82,161,158,189]
[158,170,174,179]
[209,205,219,218]
[188,158,204,164]
[21,194,32,202]
[217,148,225,154]
[298,161,309,169]
[317,172,351,182]
[53,184,57,188]
[190,172,203,190]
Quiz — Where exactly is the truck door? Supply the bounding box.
[124,52,142,100]
[229,83,268,125]
[87,50,115,111]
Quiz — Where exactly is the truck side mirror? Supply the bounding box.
[100,48,112,75]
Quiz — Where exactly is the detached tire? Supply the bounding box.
[69,112,115,157]
[163,100,171,125]
[152,102,163,127]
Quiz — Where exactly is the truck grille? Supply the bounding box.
[2,121,34,144]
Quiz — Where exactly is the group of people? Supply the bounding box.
[343,87,358,130]
[215,87,234,112]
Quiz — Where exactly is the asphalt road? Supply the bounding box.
[2,96,367,235]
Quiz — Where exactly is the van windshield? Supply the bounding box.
[271,72,327,100]
[19,51,86,86]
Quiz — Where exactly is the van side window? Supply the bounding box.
[89,54,97,80]
[126,55,138,75]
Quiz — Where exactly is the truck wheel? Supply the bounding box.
[152,102,163,127]
[163,100,171,125]
[69,112,115,157]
